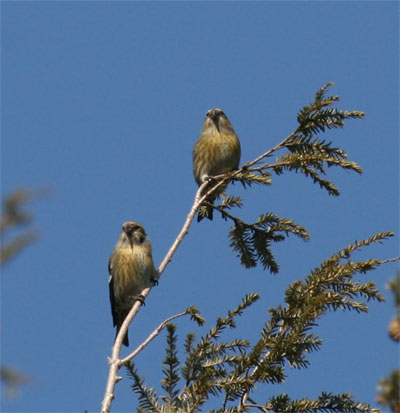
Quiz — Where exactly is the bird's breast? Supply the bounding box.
[112,247,154,300]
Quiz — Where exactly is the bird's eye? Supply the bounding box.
[123,224,138,235]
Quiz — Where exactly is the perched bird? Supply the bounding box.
[193,108,241,221]
[108,221,158,346]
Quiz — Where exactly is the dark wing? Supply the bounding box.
[108,257,117,327]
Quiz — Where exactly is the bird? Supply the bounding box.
[108,221,158,346]
[193,108,241,221]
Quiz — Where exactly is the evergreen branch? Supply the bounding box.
[228,213,309,272]
[302,166,340,195]
[239,233,398,409]
[220,195,244,210]
[246,140,362,198]
[186,294,259,362]
[283,135,348,158]
[224,83,363,199]
[318,231,396,269]
[284,234,398,320]
[232,170,273,188]
[211,408,243,413]
[297,82,364,138]
[315,82,336,101]
[234,82,363,176]
[201,355,244,371]
[267,392,380,412]
[203,339,250,357]
[297,108,364,137]
[180,295,259,407]
[187,306,206,326]
[267,149,362,196]
[273,152,362,175]
[126,362,162,413]
[184,333,197,356]
[161,324,180,408]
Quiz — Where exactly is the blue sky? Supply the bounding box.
[1,2,399,412]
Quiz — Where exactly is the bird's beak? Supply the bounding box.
[212,116,220,133]
[128,236,134,250]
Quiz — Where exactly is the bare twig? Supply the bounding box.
[245,402,271,413]
[101,298,144,413]
[120,311,188,365]
[158,180,210,275]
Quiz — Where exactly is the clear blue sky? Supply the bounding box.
[2,2,399,412]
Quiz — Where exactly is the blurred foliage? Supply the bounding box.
[1,188,47,398]
[1,188,47,266]
[377,370,400,413]
[0,366,31,399]
[376,272,400,413]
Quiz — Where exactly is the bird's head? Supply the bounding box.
[122,221,147,249]
[202,108,234,135]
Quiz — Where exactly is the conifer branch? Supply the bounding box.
[160,324,181,408]
[239,233,399,409]
[265,392,380,413]
[126,363,163,413]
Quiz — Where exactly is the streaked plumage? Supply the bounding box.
[108,221,158,346]
[193,108,241,221]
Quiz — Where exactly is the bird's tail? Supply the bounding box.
[116,326,129,347]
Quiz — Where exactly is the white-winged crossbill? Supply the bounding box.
[193,108,241,221]
[108,221,158,346]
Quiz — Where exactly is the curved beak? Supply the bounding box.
[211,116,220,133]
[128,235,134,250]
